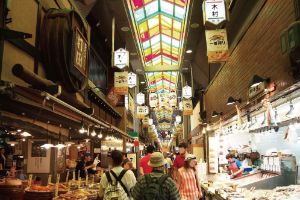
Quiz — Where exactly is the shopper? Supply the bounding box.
[131,152,180,200]
[173,143,188,180]
[75,153,95,178]
[177,154,202,200]
[139,145,155,176]
[123,160,137,177]
[99,150,136,200]
[122,152,130,167]
[226,154,244,179]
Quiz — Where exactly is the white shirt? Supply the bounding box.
[99,166,136,197]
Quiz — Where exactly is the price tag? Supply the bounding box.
[55,174,60,197]
[73,170,75,181]
[28,174,33,187]
[66,170,69,183]
[85,173,88,186]
[47,174,52,186]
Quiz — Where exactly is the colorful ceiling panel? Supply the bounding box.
[146,71,178,93]
[128,0,190,69]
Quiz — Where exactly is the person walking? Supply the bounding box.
[139,145,155,176]
[99,150,136,200]
[131,152,180,200]
[177,154,202,200]
[173,143,188,180]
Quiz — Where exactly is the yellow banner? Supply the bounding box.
[205,29,229,63]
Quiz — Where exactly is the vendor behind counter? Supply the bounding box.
[226,154,244,179]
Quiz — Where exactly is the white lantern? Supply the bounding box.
[128,72,137,88]
[149,93,158,108]
[114,48,129,69]
[136,92,145,105]
[179,101,183,111]
[203,0,227,26]
[176,115,182,123]
[144,106,149,115]
[182,85,192,99]
[149,118,153,125]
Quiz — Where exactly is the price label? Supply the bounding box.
[28,174,33,187]
[47,174,52,186]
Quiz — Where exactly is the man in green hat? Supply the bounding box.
[131,152,180,200]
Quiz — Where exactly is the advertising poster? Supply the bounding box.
[183,99,193,116]
[114,71,128,95]
[205,29,229,63]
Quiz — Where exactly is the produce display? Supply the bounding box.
[54,189,98,200]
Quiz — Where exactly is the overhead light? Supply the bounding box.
[227,97,242,105]
[121,26,130,32]
[22,138,26,142]
[98,133,103,139]
[212,111,223,118]
[140,81,145,84]
[21,131,32,137]
[250,75,270,88]
[91,129,96,137]
[186,49,192,53]
[41,143,54,149]
[55,143,66,149]
[17,129,22,133]
[65,141,75,147]
[7,141,18,146]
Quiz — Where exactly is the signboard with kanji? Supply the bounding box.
[182,85,192,99]
[183,99,193,116]
[114,71,128,95]
[128,72,137,88]
[149,93,158,108]
[203,0,227,26]
[205,29,229,63]
[136,92,145,105]
[114,48,129,69]
[169,92,177,107]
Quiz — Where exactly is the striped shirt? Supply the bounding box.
[131,170,180,200]
[178,168,199,200]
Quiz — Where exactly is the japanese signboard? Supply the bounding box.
[73,28,88,77]
[248,82,266,99]
[114,71,128,95]
[179,101,183,111]
[128,72,137,88]
[203,0,227,26]
[169,91,177,107]
[114,48,129,69]
[149,93,158,108]
[136,106,149,119]
[142,117,149,128]
[205,29,229,63]
[106,87,121,107]
[182,85,192,99]
[159,93,169,108]
[136,92,145,105]
[183,99,193,116]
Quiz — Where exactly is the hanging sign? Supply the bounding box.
[114,71,128,95]
[169,91,177,107]
[149,93,158,108]
[176,115,182,123]
[106,87,121,106]
[182,85,192,99]
[183,99,193,116]
[205,29,229,63]
[144,106,149,115]
[128,72,137,88]
[114,48,129,69]
[142,117,149,128]
[159,93,168,108]
[179,101,183,111]
[136,106,149,118]
[149,118,153,125]
[203,0,227,26]
[136,92,145,105]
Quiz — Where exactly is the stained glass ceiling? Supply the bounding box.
[128,0,190,71]
[146,71,178,93]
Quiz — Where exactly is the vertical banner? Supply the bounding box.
[149,93,158,108]
[114,71,128,95]
[205,29,229,63]
[169,91,177,107]
[183,99,193,116]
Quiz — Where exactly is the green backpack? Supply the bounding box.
[142,174,169,200]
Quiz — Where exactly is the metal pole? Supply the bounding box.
[111,17,115,67]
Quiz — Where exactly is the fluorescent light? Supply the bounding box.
[17,129,22,132]
[21,131,32,137]
[186,49,192,53]
[140,81,145,84]
[41,143,54,149]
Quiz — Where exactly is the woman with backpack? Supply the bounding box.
[177,154,202,200]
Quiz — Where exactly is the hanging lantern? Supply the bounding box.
[128,72,137,88]
[136,92,145,105]
[176,115,182,123]
[144,106,149,115]
[149,118,153,125]
[113,48,129,69]
[179,101,183,111]
[159,93,168,108]
[169,91,177,107]
[149,93,158,108]
[182,85,192,99]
